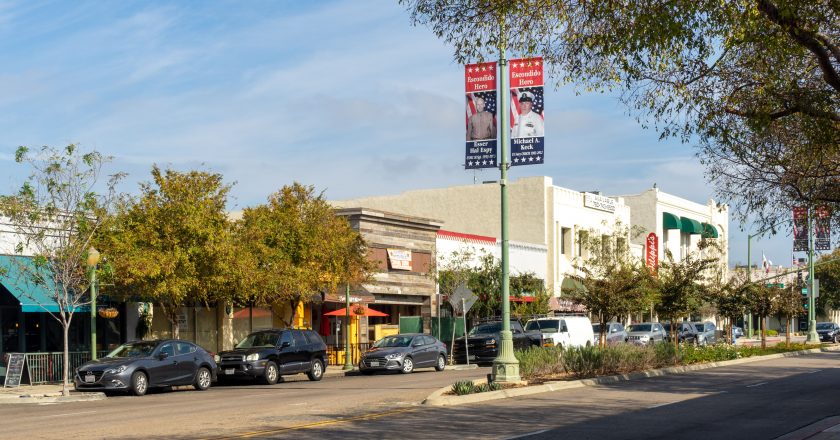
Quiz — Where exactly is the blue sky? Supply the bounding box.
[0,0,797,267]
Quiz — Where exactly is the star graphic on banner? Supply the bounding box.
[468,161,473,166]
[529,156,534,162]
[480,66,486,71]
[488,65,494,71]
[513,157,520,163]
[535,60,541,66]
[467,67,473,73]
[536,155,542,161]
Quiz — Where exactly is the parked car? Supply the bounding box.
[526,316,594,348]
[216,328,326,384]
[591,322,628,346]
[359,334,447,374]
[816,322,840,343]
[453,319,542,364]
[664,322,699,344]
[74,339,217,396]
[733,326,745,338]
[626,322,667,345]
[693,322,718,345]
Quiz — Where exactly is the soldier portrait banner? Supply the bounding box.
[509,57,544,166]
[464,62,498,169]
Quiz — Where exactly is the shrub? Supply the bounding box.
[452,380,475,395]
[516,346,565,379]
[766,330,779,336]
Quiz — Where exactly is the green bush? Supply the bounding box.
[515,346,565,378]
[766,330,779,336]
[452,380,475,395]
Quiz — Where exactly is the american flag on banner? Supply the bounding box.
[510,87,545,128]
[465,91,497,126]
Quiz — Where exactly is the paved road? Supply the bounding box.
[0,366,490,439]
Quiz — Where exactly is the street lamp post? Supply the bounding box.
[87,247,100,360]
[343,284,353,370]
[746,223,781,339]
[491,23,520,384]
[806,207,820,343]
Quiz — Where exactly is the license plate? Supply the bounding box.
[224,368,235,375]
[84,374,95,383]
[369,362,380,367]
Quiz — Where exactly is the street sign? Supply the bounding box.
[766,283,785,288]
[450,282,478,315]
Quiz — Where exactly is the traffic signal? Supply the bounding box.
[797,269,803,285]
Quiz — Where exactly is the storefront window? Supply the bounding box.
[1,307,21,354]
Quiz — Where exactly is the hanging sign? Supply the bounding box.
[815,206,831,251]
[645,233,658,274]
[793,207,808,252]
[509,57,545,166]
[464,62,498,169]
[387,249,413,270]
[3,353,26,388]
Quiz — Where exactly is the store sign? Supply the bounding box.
[509,57,545,166]
[584,192,617,213]
[645,233,658,274]
[387,249,413,270]
[464,61,498,169]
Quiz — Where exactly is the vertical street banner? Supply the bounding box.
[815,206,831,251]
[465,62,498,169]
[793,207,808,252]
[509,57,544,166]
[645,232,658,274]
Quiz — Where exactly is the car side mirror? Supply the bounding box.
[280,341,291,348]
[158,352,169,361]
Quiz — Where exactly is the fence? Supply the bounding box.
[325,343,370,366]
[24,351,109,384]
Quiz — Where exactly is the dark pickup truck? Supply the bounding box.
[452,320,543,364]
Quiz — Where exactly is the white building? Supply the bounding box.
[436,229,548,281]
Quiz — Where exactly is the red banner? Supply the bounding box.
[509,57,544,88]
[465,62,497,93]
[645,232,658,274]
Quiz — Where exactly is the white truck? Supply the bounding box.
[525,316,595,349]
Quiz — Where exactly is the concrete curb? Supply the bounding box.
[0,392,106,405]
[422,346,840,407]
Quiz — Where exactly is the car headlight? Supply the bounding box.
[245,353,260,361]
[214,354,221,362]
[105,365,127,375]
[385,353,403,360]
[485,339,497,346]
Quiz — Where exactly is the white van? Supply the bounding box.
[524,316,595,349]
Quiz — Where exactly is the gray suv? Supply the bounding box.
[216,329,327,384]
[627,322,666,345]
[592,322,628,345]
[693,322,717,345]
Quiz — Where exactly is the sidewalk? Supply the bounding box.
[0,365,355,404]
[776,416,840,440]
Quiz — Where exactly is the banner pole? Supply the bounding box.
[491,17,521,384]
[806,207,819,343]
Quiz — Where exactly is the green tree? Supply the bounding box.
[713,271,751,344]
[510,272,551,318]
[654,245,718,350]
[101,166,235,338]
[434,248,477,363]
[815,248,840,315]
[0,145,123,396]
[566,222,656,347]
[774,284,805,345]
[750,284,780,349]
[235,183,372,327]
[404,0,840,230]
[466,252,502,320]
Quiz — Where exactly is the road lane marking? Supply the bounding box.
[504,428,551,439]
[805,370,822,374]
[204,407,416,439]
[746,382,768,387]
[43,410,99,418]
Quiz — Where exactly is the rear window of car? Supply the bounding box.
[176,342,196,355]
[304,331,323,345]
[292,331,308,346]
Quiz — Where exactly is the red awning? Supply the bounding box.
[510,296,535,303]
[324,306,388,317]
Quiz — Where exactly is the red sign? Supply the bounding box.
[509,57,544,88]
[645,232,658,274]
[465,62,497,93]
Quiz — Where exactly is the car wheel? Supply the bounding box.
[834,335,839,344]
[263,361,279,385]
[434,355,446,372]
[401,357,415,374]
[130,371,148,396]
[194,367,212,391]
[307,359,324,381]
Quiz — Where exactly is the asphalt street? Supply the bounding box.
[3,352,839,439]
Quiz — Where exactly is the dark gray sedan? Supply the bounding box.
[359,334,447,374]
[74,339,217,396]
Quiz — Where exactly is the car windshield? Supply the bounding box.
[525,320,560,333]
[372,336,413,348]
[236,331,280,348]
[694,323,708,331]
[816,323,834,330]
[469,322,502,335]
[628,324,652,332]
[106,341,158,358]
[592,324,601,333]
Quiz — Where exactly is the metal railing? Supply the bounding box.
[325,343,370,366]
[24,351,108,384]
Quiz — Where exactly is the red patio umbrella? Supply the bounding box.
[324,306,388,317]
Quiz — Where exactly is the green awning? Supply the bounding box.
[662,212,682,230]
[701,223,719,238]
[0,255,79,313]
[560,277,587,294]
[680,217,703,235]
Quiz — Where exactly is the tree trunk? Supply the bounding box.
[760,316,766,349]
[785,315,791,345]
[62,323,70,396]
[600,318,608,348]
[672,316,679,353]
[167,311,180,339]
